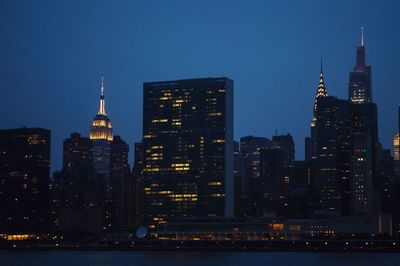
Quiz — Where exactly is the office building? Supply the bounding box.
[142,77,234,228]
[0,128,50,233]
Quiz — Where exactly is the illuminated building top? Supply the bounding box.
[313,60,328,115]
[90,76,113,141]
[349,27,372,104]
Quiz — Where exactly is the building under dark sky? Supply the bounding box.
[1,1,399,173]
[141,77,233,229]
[90,77,113,182]
[0,128,50,233]
[349,29,372,104]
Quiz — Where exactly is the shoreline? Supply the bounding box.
[1,240,400,253]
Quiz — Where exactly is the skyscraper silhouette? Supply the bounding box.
[142,77,234,229]
[0,128,50,233]
[349,28,372,104]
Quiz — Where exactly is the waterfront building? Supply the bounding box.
[0,128,50,233]
[142,77,234,229]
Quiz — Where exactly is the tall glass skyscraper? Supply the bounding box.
[142,77,233,229]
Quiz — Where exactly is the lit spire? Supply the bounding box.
[98,75,106,115]
[320,57,323,75]
[361,27,364,46]
[313,58,328,113]
[101,75,104,98]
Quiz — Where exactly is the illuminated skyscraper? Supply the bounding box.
[311,61,353,215]
[0,128,50,233]
[348,30,379,216]
[310,61,328,160]
[349,28,372,104]
[90,76,113,181]
[142,77,233,229]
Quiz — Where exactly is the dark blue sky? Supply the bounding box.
[1,0,400,172]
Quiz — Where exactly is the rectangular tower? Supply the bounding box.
[0,128,50,233]
[239,136,271,216]
[142,77,234,228]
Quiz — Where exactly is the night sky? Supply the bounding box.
[1,0,400,173]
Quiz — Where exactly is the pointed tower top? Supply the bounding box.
[98,75,106,115]
[320,57,323,75]
[314,60,328,114]
[361,27,364,46]
[101,75,104,98]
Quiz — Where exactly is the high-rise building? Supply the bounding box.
[51,132,104,234]
[60,132,94,209]
[110,135,133,230]
[63,132,93,175]
[348,28,372,104]
[348,30,379,216]
[272,134,295,168]
[133,141,144,229]
[394,105,400,178]
[288,160,313,218]
[0,128,50,233]
[239,136,271,195]
[233,141,241,216]
[304,137,313,162]
[311,62,354,215]
[90,76,113,181]
[313,96,342,213]
[239,136,272,216]
[142,77,234,229]
[310,61,329,161]
[259,147,286,217]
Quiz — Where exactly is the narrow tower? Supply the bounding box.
[310,59,328,160]
[90,76,113,180]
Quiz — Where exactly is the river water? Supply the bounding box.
[1,251,400,266]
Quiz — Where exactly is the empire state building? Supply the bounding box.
[90,76,113,180]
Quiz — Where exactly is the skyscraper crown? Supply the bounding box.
[313,60,328,114]
[355,27,367,71]
[90,76,113,141]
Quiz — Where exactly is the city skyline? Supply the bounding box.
[2,1,400,253]
[1,1,400,174]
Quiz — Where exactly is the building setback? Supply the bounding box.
[348,31,379,216]
[142,77,233,229]
[90,76,113,182]
[0,128,50,233]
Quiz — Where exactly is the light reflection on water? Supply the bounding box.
[1,251,400,266]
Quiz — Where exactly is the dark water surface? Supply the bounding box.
[1,251,400,266]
